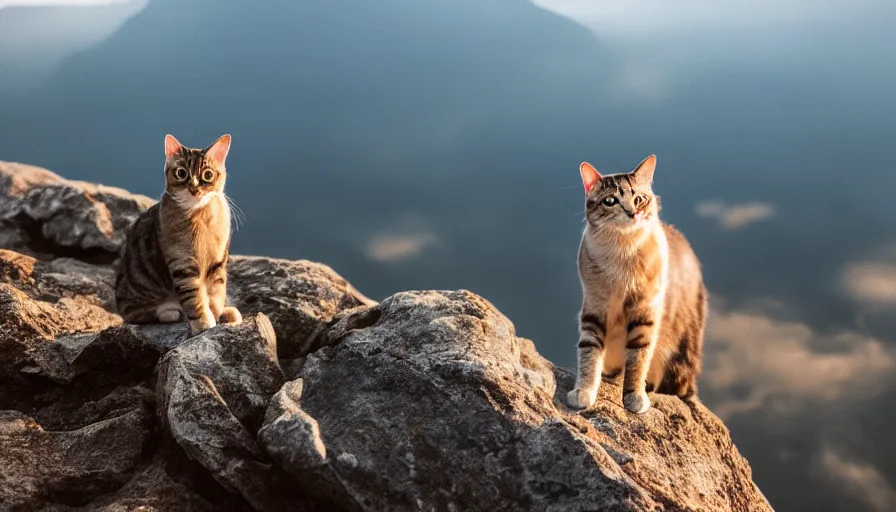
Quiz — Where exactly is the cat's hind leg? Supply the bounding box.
[601,339,626,384]
[218,306,242,325]
[119,305,161,325]
[155,301,183,323]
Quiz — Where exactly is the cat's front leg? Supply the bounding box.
[207,261,242,326]
[567,310,607,409]
[171,259,216,334]
[622,296,662,414]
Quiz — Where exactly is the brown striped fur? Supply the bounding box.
[567,155,707,414]
[114,134,242,334]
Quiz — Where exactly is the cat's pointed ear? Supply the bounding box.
[580,162,602,194]
[164,134,182,157]
[632,154,657,184]
[205,134,231,168]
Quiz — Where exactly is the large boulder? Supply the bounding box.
[258,290,772,512]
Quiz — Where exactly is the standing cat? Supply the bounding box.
[567,155,707,414]
[115,134,242,334]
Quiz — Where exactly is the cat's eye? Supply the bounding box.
[173,168,188,181]
[602,197,618,207]
[201,170,216,183]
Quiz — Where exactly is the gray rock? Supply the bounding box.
[228,255,375,359]
[260,290,773,512]
[258,379,327,472]
[156,314,311,511]
[0,161,154,257]
[0,245,237,511]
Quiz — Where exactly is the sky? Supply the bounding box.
[0,1,894,511]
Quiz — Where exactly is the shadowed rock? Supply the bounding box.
[0,401,152,510]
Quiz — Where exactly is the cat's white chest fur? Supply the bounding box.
[582,223,668,294]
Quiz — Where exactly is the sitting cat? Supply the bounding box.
[115,134,242,334]
[567,155,707,414]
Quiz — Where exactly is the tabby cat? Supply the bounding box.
[115,134,242,334]
[567,155,707,414]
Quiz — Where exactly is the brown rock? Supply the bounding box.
[43,456,223,512]
[0,404,152,510]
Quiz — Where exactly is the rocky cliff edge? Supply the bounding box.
[0,161,772,512]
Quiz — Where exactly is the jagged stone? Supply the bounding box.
[260,291,772,512]
[227,256,376,359]
[0,164,771,511]
[156,315,311,511]
[0,161,154,259]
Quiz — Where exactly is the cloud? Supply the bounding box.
[842,262,896,307]
[695,200,775,230]
[366,231,436,263]
[702,304,895,420]
[819,447,896,512]
[606,60,672,104]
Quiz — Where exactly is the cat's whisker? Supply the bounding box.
[225,194,246,232]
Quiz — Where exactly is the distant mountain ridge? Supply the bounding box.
[0,0,146,93]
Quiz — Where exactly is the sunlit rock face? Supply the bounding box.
[0,164,771,511]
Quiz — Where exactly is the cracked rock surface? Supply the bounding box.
[0,162,772,511]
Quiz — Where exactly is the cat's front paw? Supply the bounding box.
[219,306,243,325]
[567,387,598,409]
[189,309,217,334]
[623,390,651,414]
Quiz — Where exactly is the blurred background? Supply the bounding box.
[1,0,894,510]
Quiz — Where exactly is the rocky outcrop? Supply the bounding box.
[0,162,154,260]
[0,162,772,511]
